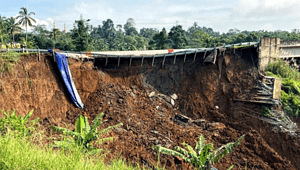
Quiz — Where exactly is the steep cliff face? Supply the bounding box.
[0,51,299,170]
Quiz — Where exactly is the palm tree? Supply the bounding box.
[16,7,36,42]
[6,17,22,46]
[0,15,9,45]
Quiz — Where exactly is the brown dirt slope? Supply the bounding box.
[0,50,300,170]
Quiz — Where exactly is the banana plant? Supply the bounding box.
[53,112,122,152]
[0,109,37,136]
[153,134,245,170]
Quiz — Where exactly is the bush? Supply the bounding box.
[0,110,39,137]
[152,134,245,170]
[52,112,123,153]
[0,51,21,73]
[266,59,300,117]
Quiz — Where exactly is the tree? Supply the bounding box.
[140,28,158,39]
[16,7,36,42]
[6,17,22,45]
[124,18,138,36]
[149,28,170,50]
[188,30,211,48]
[169,25,188,49]
[71,15,93,51]
[101,19,116,48]
[0,15,9,45]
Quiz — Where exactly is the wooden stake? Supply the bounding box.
[203,50,207,60]
[162,55,166,66]
[184,52,187,63]
[141,56,144,66]
[117,56,120,67]
[193,50,197,62]
[53,50,56,62]
[129,56,132,66]
[173,53,177,64]
[38,49,40,62]
[105,56,108,65]
[152,56,155,66]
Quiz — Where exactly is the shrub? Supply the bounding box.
[0,51,20,73]
[266,60,300,117]
[152,134,245,170]
[0,109,39,137]
[261,106,272,117]
[52,112,123,153]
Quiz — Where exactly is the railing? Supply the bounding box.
[0,41,260,59]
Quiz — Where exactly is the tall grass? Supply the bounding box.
[267,59,300,81]
[0,110,138,170]
[0,134,136,170]
[266,59,300,116]
[0,51,21,73]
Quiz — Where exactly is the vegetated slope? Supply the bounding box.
[0,50,299,170]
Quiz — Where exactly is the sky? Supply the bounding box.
[1,0,300,33]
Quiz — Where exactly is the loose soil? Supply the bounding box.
[1,49,300,170]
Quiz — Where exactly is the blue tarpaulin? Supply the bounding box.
[49,49,84,109]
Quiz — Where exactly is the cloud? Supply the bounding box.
[10,0,300,34]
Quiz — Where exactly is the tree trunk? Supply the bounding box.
[26,23,27,42]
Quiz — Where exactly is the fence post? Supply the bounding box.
[53,50,56,62]
[38,49,40,62]
[22,48,24,53]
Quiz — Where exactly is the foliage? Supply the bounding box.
[52,112,122,153]
[266,60,300,117]
[71,15,93,51]
[261,106,272,117]
[0,109,39,137]
[149,28,170,50]
[152,134,245,170]
[267,59,300,81]
[0,50,21,73]
[16,7,36,42]
[168,25,188,49]
[0,133,136,170]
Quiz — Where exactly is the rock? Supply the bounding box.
[170,93,178,100]
[207,122,226,131]
[149,91,155,97]
[171,99,175,106]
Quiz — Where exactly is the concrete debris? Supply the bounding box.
[149,91,155,97]
[170,93,178,100]
[171,99,175,106]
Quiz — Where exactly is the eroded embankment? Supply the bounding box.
[0,50,300,170]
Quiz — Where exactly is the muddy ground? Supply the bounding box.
[0,49,300,170]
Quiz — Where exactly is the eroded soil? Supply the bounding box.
[1,50,300,170]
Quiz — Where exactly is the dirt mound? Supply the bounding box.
[1,50,300,170]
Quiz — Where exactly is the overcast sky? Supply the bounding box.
[1,0,300,33]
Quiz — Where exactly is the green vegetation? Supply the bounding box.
[52,113,122,154]
[0,109,38,137]
[152,134,245,170]
[0,110,136,170]
[0,134,136,170]
[3,8,300,51]
[16,7,36,42]
[261,106,272,117]
[266,60,300,116]
[0,50,20,73]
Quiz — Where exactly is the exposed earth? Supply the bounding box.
[0,48,300,170]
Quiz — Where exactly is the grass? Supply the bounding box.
[0,51,21,73]
[266,59,300,116]
[0,110,139,170]
[0,134,137,170]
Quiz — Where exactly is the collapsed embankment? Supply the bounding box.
[0,49,300,170]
